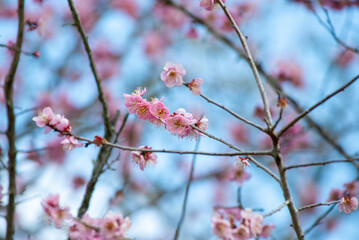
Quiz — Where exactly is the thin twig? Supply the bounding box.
[217,0,273,127]
[66,0,116,218]
[198,92,265,132]
[0,43,38,58]
[164,0,359,172]
[4,0,25,239]
[114,113,129,143]
[304,204,336,235]
[311,8,358,54]
[263,200,290,218]
[189,125,280,183]
[284,158,359,171]
[174,139,200,240]
[298,200,339,212]
[66,0,113,138]
[272,108,283,130]
[279,74,359,136]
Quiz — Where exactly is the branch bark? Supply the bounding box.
[4,0,25,239]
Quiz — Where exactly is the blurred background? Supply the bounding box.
[1,0,359,239]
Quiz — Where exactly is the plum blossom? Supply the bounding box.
[228,163,251,186]
[60,136,83,151]
[149,98,170,122]
[236,156,250,170]
[123,87,147,114]
[32,107,54,128]
[131,146,157,171]
[41,194,71,228]
[211,208,273,240]
[124,89,209,138]
[100,212,132,239]
[188,78,203,95]
[165,108,197,138]
[211,212,233,239]
[338,196,358,214]
[160,62,186,88]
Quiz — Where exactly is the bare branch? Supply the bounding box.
[217,0,273,127]
[0,43,38,58]
[298,200,339,212]
[174,140,200,240]
[304,205,336,235]
[284,158,359,171]
[311,8,358,54]
[279,74,359,136]
[4,0,25,239]
[263,200,290,218]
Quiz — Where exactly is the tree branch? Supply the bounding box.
[279,74,359,136]
[217,0,273,127]
[298,200,339,212]
[284,158,359,171]
[4,0,25,239]
[174,140,200,240]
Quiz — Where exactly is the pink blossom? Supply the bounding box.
[144,31,169,58]
[229,123,249,144]
[258,225,275,238]
[41,194,72,228]
[186,27,199,39]
[338,196,358,214]
[211,212,233,240]
[131,146,157,171]
[273,61,304,88]
[165,109,196,137]
[149,98,170,122]
[60,136,83,151]
[160,62,186,88]
[236,157,250,170]
[100,212,131,239]
[194,116,209,136]
[135,99,155,121]
[124,88,147,114]
[32,107,54,128]
[69,215,102,240]
[228,164,251,186]
[232,224,250,239]
[188,78,203,95]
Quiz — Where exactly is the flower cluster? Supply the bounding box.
[328,180,359,214]
[41,194,131,239]
[69,212,131,240]
[212,208,274,240]
[124,88,208,138]
[131,146,157,171]
[33,107,83,151]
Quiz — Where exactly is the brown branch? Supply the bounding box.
[66,0,117,219]
[66,0,113,139]
[263,200,290,218]
[311,8,358,54]
[199,91,265,132]
[217,0,273,127]
[164,0,359,172]
[4,0,25,239]
[0,43,38,58]
[189,125,280,183]
[279,74,359,136]
[284,158,359,171]
[304,204,336,235]
[174,140,199,240]
[298,200,339,212]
